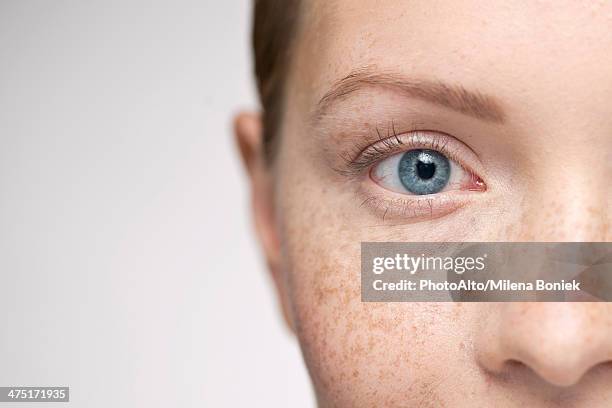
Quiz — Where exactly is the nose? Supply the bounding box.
[515,157,611,242]
[475,302,612,387]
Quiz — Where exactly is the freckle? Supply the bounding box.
[453,304,463,319]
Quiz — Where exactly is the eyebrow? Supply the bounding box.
[313,67,506,123]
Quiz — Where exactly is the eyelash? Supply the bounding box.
[339,125,477,178]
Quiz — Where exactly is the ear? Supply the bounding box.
[234,112,295,333]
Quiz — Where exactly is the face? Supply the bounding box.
[236,0,612,406]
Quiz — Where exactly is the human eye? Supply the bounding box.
[372,148,478,195]
[341,129,487,221]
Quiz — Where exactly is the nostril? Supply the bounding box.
[492,359,530,384]
[588,361,612,381]
[488,358,584,388]
[506,359,524,369]
[495,356,607,388]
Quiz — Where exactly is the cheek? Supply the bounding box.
[278,199,474,406]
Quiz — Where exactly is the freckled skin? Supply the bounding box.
[237,0,612,406]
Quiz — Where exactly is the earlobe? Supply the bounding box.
[233,112,296,333]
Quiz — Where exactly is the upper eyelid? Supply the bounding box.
[339,129,482,179]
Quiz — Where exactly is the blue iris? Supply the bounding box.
[398,149,451,195]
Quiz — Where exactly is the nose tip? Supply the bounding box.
[476,303,612,388]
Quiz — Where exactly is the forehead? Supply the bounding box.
[293,0,612,114]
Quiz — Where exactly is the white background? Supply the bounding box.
[0,1,313,406]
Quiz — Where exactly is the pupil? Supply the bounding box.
[416,160,436,180]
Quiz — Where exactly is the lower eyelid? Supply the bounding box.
[357,188,473,222]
